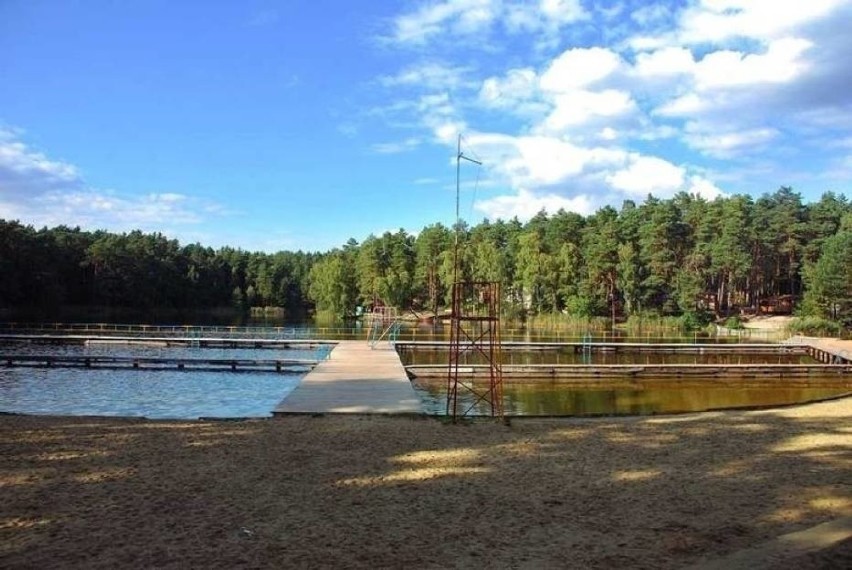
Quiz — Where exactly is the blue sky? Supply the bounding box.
[2,0,851,252]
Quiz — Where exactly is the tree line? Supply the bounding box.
[308,188,851,327]
[1,188,850,327]
[0,224,317,317]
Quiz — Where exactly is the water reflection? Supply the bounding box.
[412,380,850,417]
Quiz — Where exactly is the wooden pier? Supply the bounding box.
[789,336,852,364]
[1,355,318,372]
[0,333,334,350]
[274,341,422,415]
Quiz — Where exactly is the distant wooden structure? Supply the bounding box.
[759,295,795,315]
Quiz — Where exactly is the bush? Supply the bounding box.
[787,317,843,337]
[680,311,713,331]
[723,316,744,329]
[564,295,596,318]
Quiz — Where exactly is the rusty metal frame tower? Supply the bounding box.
[446,135,504,419]
[446,281,504,418]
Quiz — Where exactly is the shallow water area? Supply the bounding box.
[413,379,850,416]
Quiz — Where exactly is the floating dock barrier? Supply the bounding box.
[1,355,318,372]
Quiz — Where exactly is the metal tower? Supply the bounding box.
[446,280,504,418]
[445,135,504,419]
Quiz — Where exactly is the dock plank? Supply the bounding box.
[789,336,852,364]
[274,341,422,415]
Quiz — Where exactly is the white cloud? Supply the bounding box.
[633,47,695,77]
[476,47,637,132]
[694,38,813,89]
[677,0,847,44]
[4,190,205,230]
[0,129,226,235]
[0,129,82,199]
[606,155,685,197]
[375,0,849,218]
[541,89,636,131]
[479,67,538,107]
[388,0,586,45]
[371,138,422,154]
[474,188,594,220]
[467,133,626,188]
[434,121,468,144]
[654,93,707,117]
[686,175,726,200]
[389,0,499,45]
[540,47,623,92]
[683,124,780,158]
[631,3,672,26]
[380,62,474,90]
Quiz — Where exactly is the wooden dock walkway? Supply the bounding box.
[274,341,423,415]
[0,333,334,349]
[787,336,852,364]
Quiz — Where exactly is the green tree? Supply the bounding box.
[802,229,852,323]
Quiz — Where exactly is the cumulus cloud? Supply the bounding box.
[467,133,626,188]
[606,155,685,197]
[539,47,623,92]
[479,68,538,109]
[374,0,849,221]
[474,188,594,221]
[633,47,695,77]
[541,90,636,131]
[693,38,813,89]
[676,0,847,45]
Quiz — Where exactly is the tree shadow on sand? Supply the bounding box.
[1,400,850,568]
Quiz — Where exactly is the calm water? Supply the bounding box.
[0,367,304,419]
[2,341,848,419]
[413,380,850,416]
[404,346,849,416]
[0,342,322,419]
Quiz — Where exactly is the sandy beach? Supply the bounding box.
[2,398,850,569]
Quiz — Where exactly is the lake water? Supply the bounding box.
[2,340,848,419]
[0,342,322,419]
[412,380,849,417]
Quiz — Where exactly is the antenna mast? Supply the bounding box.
[453,134,481,283]
[446,133,503,420]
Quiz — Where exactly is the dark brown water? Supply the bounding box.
[412,380,850,417]
[398,347,820,366]
[403,346,848,416]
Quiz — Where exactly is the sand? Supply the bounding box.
[2,399,851,569]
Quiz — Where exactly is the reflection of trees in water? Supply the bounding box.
[413,380,848,417]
